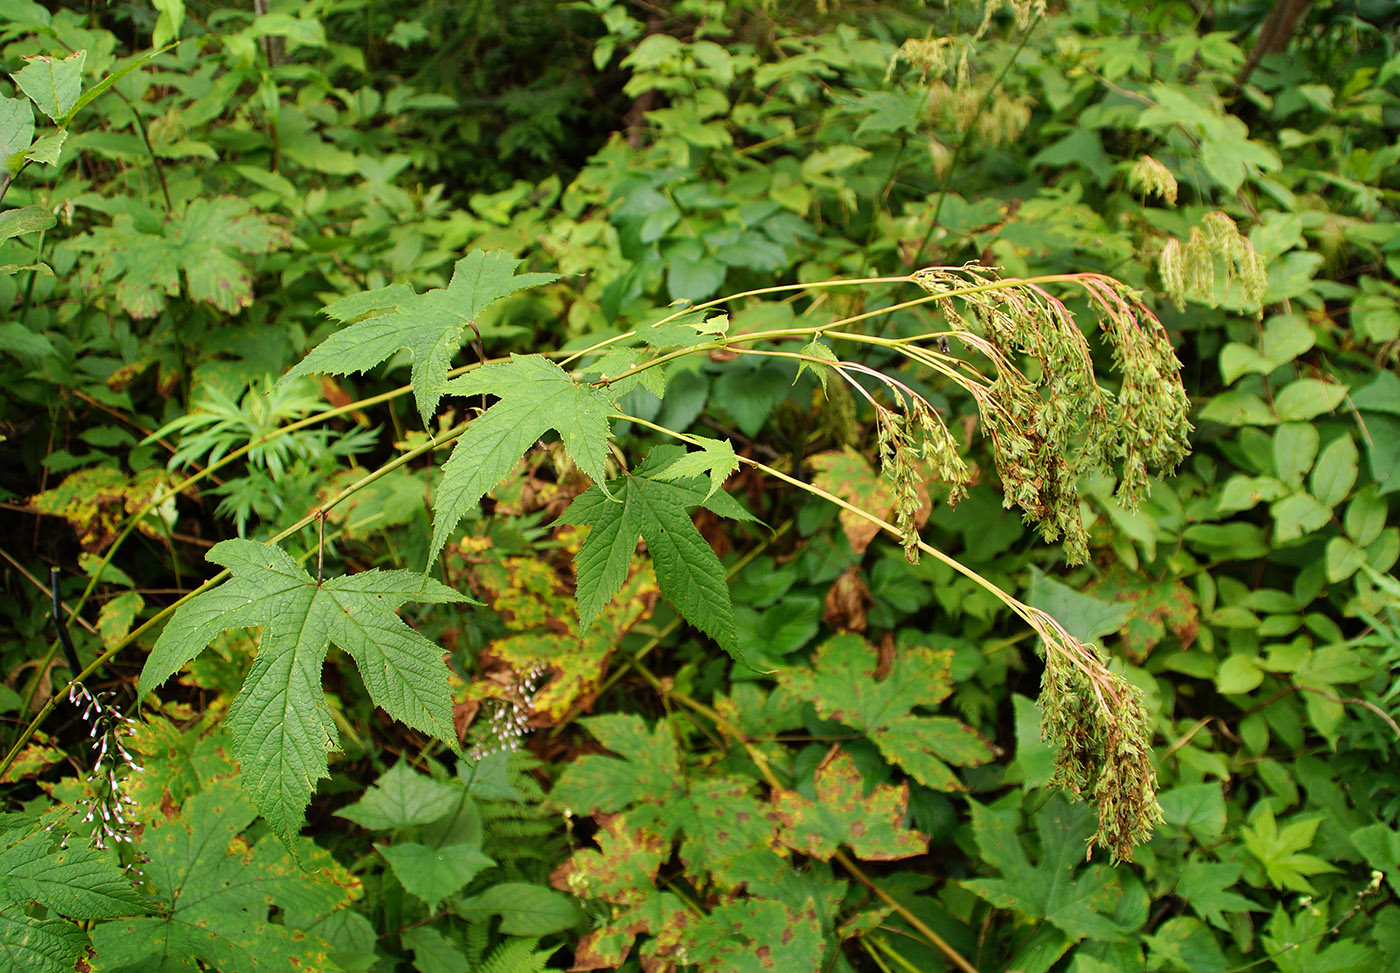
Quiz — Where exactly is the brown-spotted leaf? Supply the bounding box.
[550,812,668,908]
[568,891,691,972]
[1086,566,1199,664]
[778,635,993,791]
[808,448,893,554]
[771,750,927,861]
[672,776,785,892]
[31,467,170,552]
[469,550,657,724]
[686,897,826,972]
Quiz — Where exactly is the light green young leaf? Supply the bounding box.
[61,45,175,126]
[1274,379,1348,421]
[334,761,463,831]
[139,539,470,841]
[430,353,614,563]
[0,95,34,174]
[1240,804,1339,893]
[285,251,560,426]
[639,310,728,350]
[795,337,839,394]
[560,446,755,663]
[378,842,494,910]
[0,204,54,244]
[23,129,65,166]
[590,346,666,399]
[151,0,184,50]
[10,52,85,122]
[652,435,739,501]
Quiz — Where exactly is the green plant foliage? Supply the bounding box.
[88,777,356,972]
[779,635,992,790]
[562,446,758,662]
[430,353,614,562]
[4,1,1400,970]
[285,251,561,426]
[140,540,471,840]
[0,826,143,973]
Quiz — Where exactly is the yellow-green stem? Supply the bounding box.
[0,423,468,780]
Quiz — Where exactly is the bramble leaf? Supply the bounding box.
[0,825,145,970]
[285,251,559,425]
[550,714,684,816]
[560,446,756,662]
[429,354,614,564]
[795,337,839,394]
[963,798,1126,943]
[778,636,993,790]
[653,435,739,501]
[80,197,290,319]
[88,777,356,973]
[139,539,469,841]
[770,750,928,861]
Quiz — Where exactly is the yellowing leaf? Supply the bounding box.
[808,448,895,554]
[771,750,928,861]
[779,635,991,790]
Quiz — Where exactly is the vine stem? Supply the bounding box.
[625,654,981,973]
[617,413,1059,655]
[16,356,504,719]
[0,423,468,781]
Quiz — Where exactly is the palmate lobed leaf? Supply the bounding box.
[88,777,357,973]
[81,197,290,319]
[560,445,757,664]
[778,635,993,790]
[770,750,928,862]
[962,798,1128,944]
[284,250,560,426]
[430,353,614,564]
[139,539,471,841]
